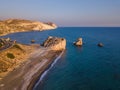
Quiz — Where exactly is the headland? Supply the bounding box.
[0,19,57,36]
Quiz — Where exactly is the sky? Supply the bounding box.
[0,0,120,27]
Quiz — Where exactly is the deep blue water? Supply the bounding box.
[1,27,120,90]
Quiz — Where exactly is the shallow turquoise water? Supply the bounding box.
[2,27,120,90]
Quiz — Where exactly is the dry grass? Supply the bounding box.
[0,43,37,76]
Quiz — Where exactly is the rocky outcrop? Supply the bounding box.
[74,38,83,46]
[0,38,13,49]
[31,40,35,43]
[0,19,57,36]
[98,43,104,47]
[42,36,66,51]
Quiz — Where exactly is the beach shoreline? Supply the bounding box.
[28,50,64,90]
[0,47,64,90]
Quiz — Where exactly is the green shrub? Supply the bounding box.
[0,43,2,47]
[7,53,15,59]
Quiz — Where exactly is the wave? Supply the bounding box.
[33,51,64,89]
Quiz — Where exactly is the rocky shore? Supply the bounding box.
[0,36,66,90]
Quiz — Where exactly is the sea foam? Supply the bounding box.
[33,51,64,89]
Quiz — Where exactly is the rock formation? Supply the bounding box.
[42,36,66,51]
[74,38,83,46]
[0,19,57,36]
[31,40,35,43]
[0,38,12,49]
[98,43,104,47]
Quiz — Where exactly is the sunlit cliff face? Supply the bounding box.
[42,36,66,51]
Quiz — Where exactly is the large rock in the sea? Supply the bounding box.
[42,36,66,51]
[74,38,83,46]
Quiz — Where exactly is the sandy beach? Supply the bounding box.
[0,47,63,90]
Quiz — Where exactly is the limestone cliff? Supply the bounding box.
[42,36,66,51]
[0,19,57,36]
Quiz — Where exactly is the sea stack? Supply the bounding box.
[74,38,83,46]
[42,36,66,51]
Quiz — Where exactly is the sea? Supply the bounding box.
[1,27,120,90]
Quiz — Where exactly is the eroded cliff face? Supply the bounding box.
[42,36,66,51]
[0,19,57,36]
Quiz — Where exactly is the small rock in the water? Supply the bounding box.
[31,40,35,43]
[74,38,83,46]
[98,43,104,47]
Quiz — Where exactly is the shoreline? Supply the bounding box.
[0,47,64,90]
[32,51,64,90]
[23,50,64,90]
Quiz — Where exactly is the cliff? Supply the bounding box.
[0,19,57,36]
[42,36,66,51]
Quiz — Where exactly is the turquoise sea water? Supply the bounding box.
[2,27,120,90]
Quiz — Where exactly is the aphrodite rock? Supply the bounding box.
[98,43,104,47]
[42,36,66,51]
[74,38,83,46]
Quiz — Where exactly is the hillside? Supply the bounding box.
[0,42,38,77]
[0,19,57,36]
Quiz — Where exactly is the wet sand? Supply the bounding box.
[0,47,63,90]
